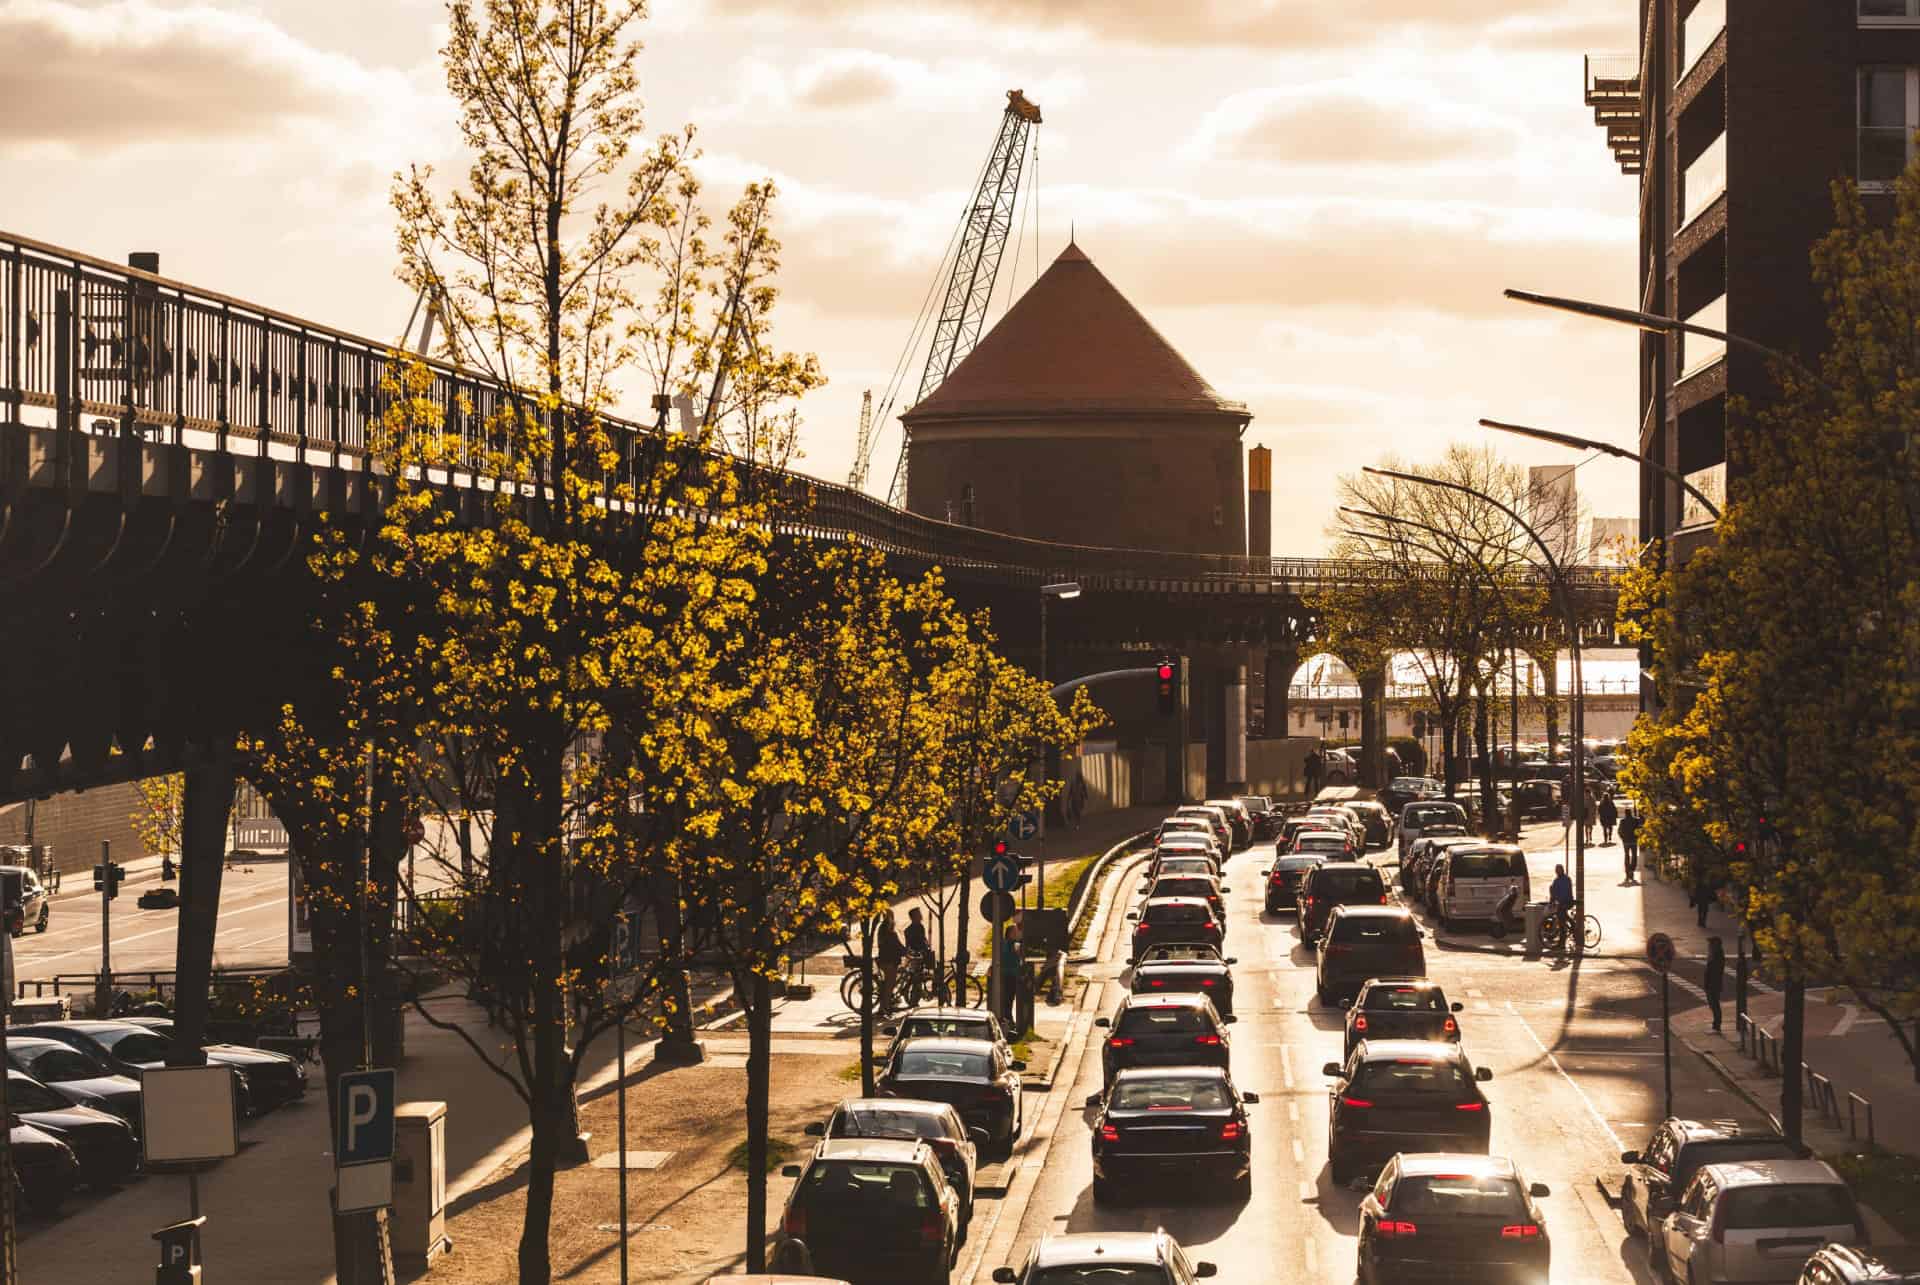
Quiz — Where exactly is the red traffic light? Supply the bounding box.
[1157,663,1174,681]
[993,839,1008,856]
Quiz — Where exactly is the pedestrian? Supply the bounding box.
[876,914,903,1009]
[1598,792,1618,845]
[996,916,1024,1029]
[1304,749,1322,798]
[1618,811,1640,883]
[1705,935,1726,1032]
[1068,770,1089,829]
[1690,869,1715,928]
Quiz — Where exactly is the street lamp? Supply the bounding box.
[1502,288,1815,378]
[1364,465,1593,954]
[1036,582,1082,897]
[1477,417,1722,522]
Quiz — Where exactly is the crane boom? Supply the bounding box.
[888,88,1041,507]
[848,390,875,490]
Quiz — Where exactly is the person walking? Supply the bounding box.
[996,916,1024,1029]
[1618,811,1641,884]
[1691,869,1715,928]
[1598,791,1618,845]
[1304,749,1323,798]
[1705,936,1726,1032]
[1068,770,1089,829]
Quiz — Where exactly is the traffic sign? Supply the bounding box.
[337,1068,397,1166]
[1007,812,1039,842]
[983,853,1022,893]
[979,890,1015,921]
[1646,932,1676,972]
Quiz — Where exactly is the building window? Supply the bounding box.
[1862,1,1920,25]
[1679,0,1725,82]
[1859,66,1918,188]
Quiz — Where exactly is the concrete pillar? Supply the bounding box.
[1264,647,1300,741]
[1542,651,1562,763]
[1200,663,1225,796]
[1357,667,1387,790]
[169,744,236,1064]
[1223,660,1247,790]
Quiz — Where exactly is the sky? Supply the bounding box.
[0,0,1644,554]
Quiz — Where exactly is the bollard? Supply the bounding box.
[153,1214,205,1284]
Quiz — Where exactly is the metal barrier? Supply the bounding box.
[1753,1023,1777,1074]
[1847,1091,1875,1148]
[1807,1069,1840,1123]
[1736,1010,1751,1053]
[16,966,282,1002]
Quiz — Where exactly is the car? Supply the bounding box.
[1087,1065,1259,1202]
[992,1230,1218,1283]
[880,1007,1012,1063]
[1306,805,1368,848]
[9,1020,305,1117]
[10,1119,80,1216]
[1317,906,1426,1005]
[1265,854,1325,913]
[1346,801,1395,850]
[806,1098,984,1228]
[1655,1159,1869,1285]
[1322,747,1359,785]
[7,1069,139,1189]
[1144,848,1221,883]
[1291,829,1359,862]
[775,1138,960,1285]
[1382,777,1443,814]
[1619,1118,1804,1241]
[1343,978,1462,1056]
[1402,830,1473,900]
[1324,1039,1494,1184]
[1140,873,1227,926]
[1155,819,1218,852]
[1279,813,1334,852]
[4,1035,145,1131]
[1798,1244,1920,1284]
[876,1037,1024,1154]
[1201,799,1254,850]
[1235,795,1278,841]
[1172,806,1235,853]
[113,1017,311,1112]
[1356,1153,1551,1285]
[1298,862,1390,946]
[0,864,51,934]
[1127,896,1225,959]
[1399,800,1470,859]
[1096,992,1233,1087]
[1432,844,1531,931]
[1131,943,1237,1016]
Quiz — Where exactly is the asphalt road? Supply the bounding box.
[982,835,1772,1285]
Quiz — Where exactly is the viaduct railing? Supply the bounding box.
[0,229,1620,598]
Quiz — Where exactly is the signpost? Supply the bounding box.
[336,1068,397,1214]
[983,848,1023,1024]
[1006,813,1038,842]
[613,909,634,1285]
[1647,932,1676,1117]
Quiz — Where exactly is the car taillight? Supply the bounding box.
[1220,1120,1243,1141]
[1099,1123,1120,1142]
[1708,1198,1727,1244]
[1454,1101,1485,1112]
[1354,1015,1368,1032]
[919,1209,944,1246]
[1148,979,1166,988]
[1377,1220,1417,1237]
[1108,1036,1134,1047]
[1379,893,1389,904]
[1194,1034,1222,1046]
[1499,1224,1540,1239]
[783,1203,807,1239]
[1341,1096,1373,1108]
[1135,922,1149,933]
[1443,1018,1457,1034]
[1204,924,1221,936]
[1198,978,1216,987]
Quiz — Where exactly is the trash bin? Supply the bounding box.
[1523,902,1550,959]
[392,1101,451,1272]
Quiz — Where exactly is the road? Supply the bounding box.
[982,826,1771,1284]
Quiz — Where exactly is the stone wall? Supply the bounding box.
[0,784,149,876]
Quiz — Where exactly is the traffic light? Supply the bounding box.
[1338,709,1351,732]
[993,839,1008,858]
[1155,659,1177,716]
[92,862,126,898]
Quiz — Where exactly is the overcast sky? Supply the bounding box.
[0,0,1643,554]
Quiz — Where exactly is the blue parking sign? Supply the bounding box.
[336,1068,396,1167]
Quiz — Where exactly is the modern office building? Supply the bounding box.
[1584,1,1920,561]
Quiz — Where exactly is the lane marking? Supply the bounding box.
[1467,988,1485,998]
[1506,1000,1624,1153]
[1280,1044,1295,1090]
[1291,1138,1304,1163]
[1304,1240,1318,1275]
[1288,1101,1299,1124]
[1298,1178,1313,1201]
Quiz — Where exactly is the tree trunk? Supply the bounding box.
[516,740,573,1285]
[1781,974,1805,1148]
[1473,689,1493,834]
[860,915,877,1095]
[744,968,773,1272]
[1439,702,1460,797]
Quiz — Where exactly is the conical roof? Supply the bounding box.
[904,242,1248,422]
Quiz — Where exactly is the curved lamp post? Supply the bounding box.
[1477,417,1722,522]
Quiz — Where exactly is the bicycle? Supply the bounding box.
[839,950,938,1015]
[930,961,988,1009]
[1541,903,1602,954]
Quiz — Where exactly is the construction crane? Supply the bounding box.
[886,89,1042,508]
[847,390,875,490]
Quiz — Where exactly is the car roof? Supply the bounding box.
[1275,854,1325,866]
[1448,843,1523,856]
[836,1098,950,1116]
[1030,1232,1167,1269]
[1111,1064,1229,1083]
[1330,905,1413,920]
[1394,1152,1518,1178]
[1355,1039,1467,1060]
[1696,1158,1845,1188]
[19,1021,141,1034]
[1359,977,1439,993]
[893,1037,996,1054]
[1666,1118,1783,1142]
[1134,954,1226,969]
[1121,992,1214,1010]
[1142,896,1212,908]
[1310,861,1373,872]
[812,1138,929,1163]
[898,1006,993,1021]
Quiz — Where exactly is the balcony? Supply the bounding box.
[1680,0,1726,83]
[1680,294,1727,379]
[1681,461,1725,528]
[1585,53,1644,175]
[1681,131,1726,227]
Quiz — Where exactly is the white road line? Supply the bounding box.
[1287,1101,1299,1124]
[1298,1178,1313,1201]
[1467,989,1485,998]
[1280,1044,1295,1090]
[1291,1138,1304,1163]
[1304,1240,1318,1275]
[1506,1000,1624,1153]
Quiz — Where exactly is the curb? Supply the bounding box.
[1065,831,1153,963]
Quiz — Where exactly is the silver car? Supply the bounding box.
[1656,1158,1866,1285]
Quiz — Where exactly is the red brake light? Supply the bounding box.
[919,1209,944,1246]
[1443,1018,1457,1033]
[1354,1015,1368,1031]
[784,1202,807,1239]
[1194,1034,1223,1046]
[1454,1101,1485,1112]
[1220,1120,1243,1141]
[1500,1224,1540,1239]
[1108,1036,1134,1048]
[1199,978,1216,986]
[1341,1096,1373,1108]
[1099,1123,1120,1142]
[1377,1220,1417,1237]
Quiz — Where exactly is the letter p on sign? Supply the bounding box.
[336,1069,396,1168]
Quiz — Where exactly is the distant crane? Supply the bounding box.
[886,89,1042,508]
[847,390,875,490]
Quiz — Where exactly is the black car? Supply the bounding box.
[1343,979,1463,1056]
[876,1037,1024,1154]
[5,1035,144,1132]
[1097,993,1232,1087]
[1324,1039,1494,1184]
[776,1138,961,1284]
[880,1007,1012,1064]
[1618,1117,1803,1241]
[994,1231,1219,1284]
[1382,777,1443,815]
[1130,943,1237,1016]
[10,1120,80,1216]
[1264,854,1324,913]
[1235,795,1278,841]
[8,1020,302,1118]
[7,1070,139,1189]
[1316,906,1426,1005]
[1087,1065,1258,1203]
[1127,896,1224,961]
[111,1017,309,1113]
[1298,862,1389,946]
[1357,1153,1550,1285]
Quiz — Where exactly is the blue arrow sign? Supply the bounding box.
[982,854,1021,893]
[1007,812,1039,841]
[336,1068,396,1168]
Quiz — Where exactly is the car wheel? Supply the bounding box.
[34,906,48,933]
[1092,1175,1115,1205]
[1330,1154,1355,1186]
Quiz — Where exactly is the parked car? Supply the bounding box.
[1382,777,1443,814]
[806,1098,984,1228]
[114,1017,310,1112]
[1322,747,1359,785]
[992,1231,1217,1284]
[1324,1039,1494,1184]
[1087,1065,1258,1202]
[0,864,51,934]
[1346,801,1395,851]
[7,1070,139,1189]
[1655,1159,1868,1285]
[1356,1153,1550,1285]
[4,1035,144,1131]
[875,1037,1023,1154]
[9,1020,305,1118]
[1504,779,1562,821]
[1798,1244,1920,1284]
[1402,830,1472,900]
[1265,854,1325,914]
[1130,943,1237,1016]
[1316,906,1426,1005]
[1343,978,1462,1056]
[1433,844,1530,932]
[775,1138,961,1285]
[1398,801,1470,859]
[10,1120,80,1216]
[1127,897,1225,960]
[1619,1118,1803,1241]
[1298,862,1389,946]
[1096,993,1233,1088]
[879,1008,1011,1065]
[1140,874,1227,926]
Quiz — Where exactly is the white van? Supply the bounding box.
[1435,844,1529,931]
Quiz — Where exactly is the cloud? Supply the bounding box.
[1191,82,1523,168]
[0,0,410,145]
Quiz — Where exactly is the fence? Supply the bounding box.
[1735,1011,1873,1145]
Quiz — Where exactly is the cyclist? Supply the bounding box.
[1547,864,1575,949]
[876,915,904,1008]
[903,907,933,970]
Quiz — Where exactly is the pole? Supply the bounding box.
[361,751,374,1069]
[1662,969,1674,1118]
[1736,934,1749,1028]
[1037,591,1047,901]
[616,913,629,1285]
[1,905,15,1285]
[99,839,113,1017]
[988,896,1005,1032]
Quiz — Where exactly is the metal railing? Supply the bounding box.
[0,229,1625,598]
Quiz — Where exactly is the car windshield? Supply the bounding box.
[799,1160,932,1211]
[1147,904,1210,924]
[1111,1076,1231,1111]
[1364,986,1446,1013]
[1392,1173,1528,1219]
[1030,1267,1166,1285]
[833,1108,949,1141]
[1144,945,1219,962]
[1407,805,1466,826]
[1156,860,1212,876]
[94,1029,172,1063]
[1352,1058,1470,1097]
[7,1076,71,1113]
[1673,1139,1798,1186]
[1450,853,1518,878]
[1330,916,1418,945]
[897,1049,990,1079]
[901,1017,990,1042]
[1310,869,1381,897]
[1390,779,1429,792]
[1719,1183,1857,1230]
[1152,879,1214,899]
[15,1047,105,1081]
[1116,1006,1210,1036]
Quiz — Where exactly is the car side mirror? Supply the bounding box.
[969,1127,992,1146]
[1530,1182,1551,1198]
[1094,1017,1110,1028]
[1323,1061,1344,1078]
[803,1122,824,1136]
[1620,1150,1640,1165]
[1010,1060,1027,1071]
[1221,1014,1237,1024]
[1451,1002,1464,1012]
[781,1164,803,1178]
[1220,886,1231,894]
[1242,1092,1260,1104]
[1125,912,1139,921]
[1475,1067,1493,1082]
[1225,957,1238,965]
[1195,1265,1217,1279]
[1084,1092,1103,1109]
[1339,997,1352,1010]
[993,1270,1018,1284]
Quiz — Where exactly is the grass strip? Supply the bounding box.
[1828,1149,1920,1243]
